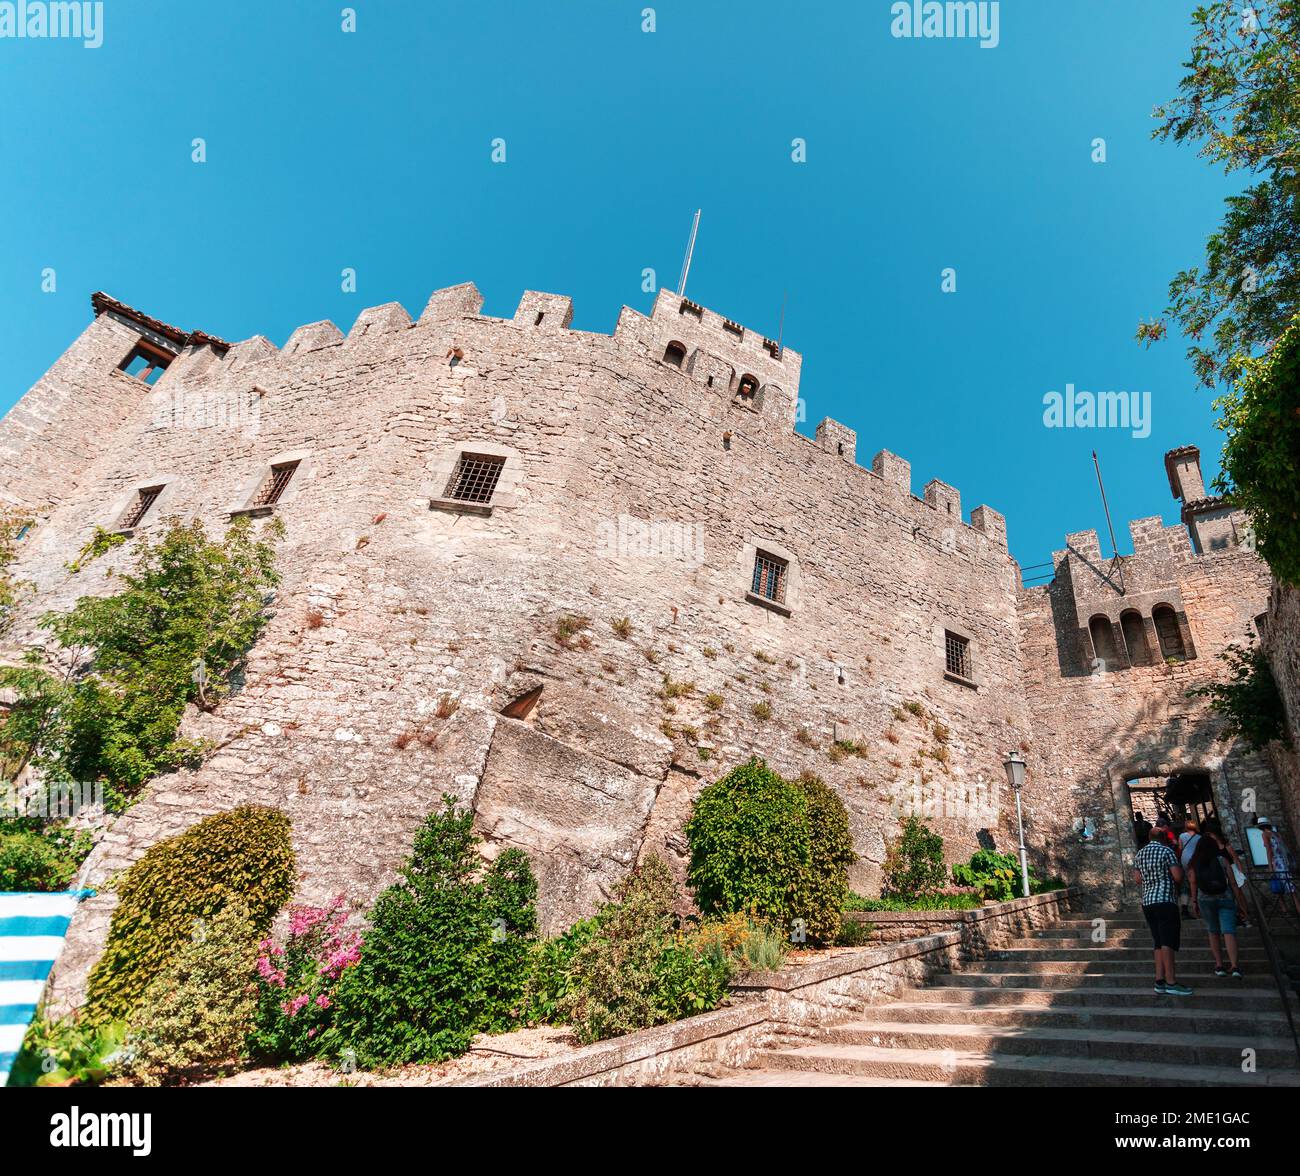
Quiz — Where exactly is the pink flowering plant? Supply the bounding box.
[248,895,361,1062]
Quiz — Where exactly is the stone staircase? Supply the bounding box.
[706,912,1300,1087]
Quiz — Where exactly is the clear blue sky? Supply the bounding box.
[0,1,1236,573]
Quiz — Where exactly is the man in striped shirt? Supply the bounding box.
[1134,831,1192,996]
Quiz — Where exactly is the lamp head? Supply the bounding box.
[1003,750,1027,792]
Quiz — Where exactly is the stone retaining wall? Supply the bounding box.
[460,888,1077,1087]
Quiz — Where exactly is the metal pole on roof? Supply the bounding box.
[677,210,701,297]
[1092,449,1126,594]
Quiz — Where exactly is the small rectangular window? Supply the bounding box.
[945,631,971,679]
[252,461,300,507]
[118,341,173,385]
[751,551,788,605]
[445,453,505,505]
[119,486,163,530]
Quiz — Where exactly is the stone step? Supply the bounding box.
[852,1000,1294,1038]
[987,940,1263,961]
[1000,941,1271,957]
[688,1069,944,1087]
[819,1020,1299,1068]
[753,1043,1300,1087]
[907,983,1289,1010]
[936,970,1293,991]
[967,959,1271,975]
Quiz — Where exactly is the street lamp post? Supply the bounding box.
[1003,751,1030,899]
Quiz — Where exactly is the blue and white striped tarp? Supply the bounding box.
[0,891,91,1088]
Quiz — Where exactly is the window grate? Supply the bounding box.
[120,486,162,530]
[751,551,788,604]
[253,461,300,507]
[945,631,971,679]
[445,453,505,505]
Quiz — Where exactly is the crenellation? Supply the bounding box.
[419,282,485,323]
[281,320,345,356]
[923,479,961,522]
[512,291,575,331]
[348,302,414,340]
[870,449,911,494]
[814,418,856,464]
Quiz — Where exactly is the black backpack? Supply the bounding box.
[1198,852,1229,896]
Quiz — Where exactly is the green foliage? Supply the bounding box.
[1189,641,1293,749]
[881,816,947,899]
[557,856,730,1043]
[121,900,260,1086]
[481,848,540,1032]
[522,918,599,1026]
[835,916,875,946]
[0,517,282,811]
[85,805,295,1024]
[328,799,539,1067]
[791,773,857,944]
[1213,317,1300,584]
[952,849,1025,902]
[686,757,810,931]
[692,911,788,972]
[0,820,92,891]
[1139,2,1300,386]
[10,1013,128,1087]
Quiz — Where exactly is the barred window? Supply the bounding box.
[119,486,163,530]
[445,453,505,505]
[751,551,788,604]
[944,630,971,679]
[252,461,300,507]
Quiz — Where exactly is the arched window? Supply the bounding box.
[736,374,759,401]
[663,341,686,369]
[1153,605,1186,660]
[1089,615,1119,668]
[1120,610,1149,667]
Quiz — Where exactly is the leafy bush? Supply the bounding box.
[692,910,787,972]
[557,856,730,1043]
[481,848,539,1031]
[0,822,92,891]
[10,1013,128,1087]
[327,799,538,1068]
[1213,317,1300,585]
[120,900,260,1086]
[84,805,295,1024]
[0,517,282,811]
[791,773,857,944]
[835,916,875,946]
[686,758,810,933]
[881,816,947,899]
[248,895,361,1063]
[0,505,32,638]
[1189,642,1292,750]
[952,848,1025,902]
[523,917,599,1026]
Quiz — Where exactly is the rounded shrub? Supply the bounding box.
[85,805,295,1023]
[881,815,947,899]
[791,772,857,944]
[685,757,810,931]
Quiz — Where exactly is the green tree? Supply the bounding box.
[1212,316,1300,583]
[1138,2,1300,387]
[791,772,857,945]
[685,757,810,932]
[882,816,947,899]
[0,516,282,810]
[0,505,33,638]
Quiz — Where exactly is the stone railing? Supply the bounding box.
[847,888,1073,954]
[459,887,1078,1087]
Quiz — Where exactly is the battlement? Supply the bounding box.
[74,283,1006,551]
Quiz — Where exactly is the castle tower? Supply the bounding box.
[1164,445,1244,555]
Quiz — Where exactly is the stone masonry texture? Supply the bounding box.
[0,284,1292,1011]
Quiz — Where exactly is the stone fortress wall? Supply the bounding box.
[0,283,1288,1009]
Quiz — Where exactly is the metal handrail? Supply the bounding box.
[1243,870,1300,1063]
